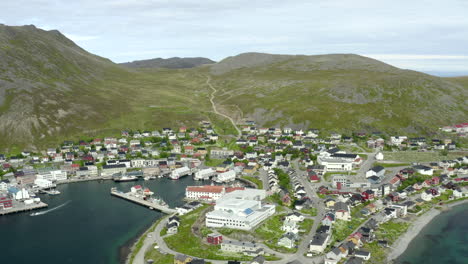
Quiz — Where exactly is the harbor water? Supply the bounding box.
[0,177,204,264]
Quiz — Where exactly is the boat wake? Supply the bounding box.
[30,200,71,216]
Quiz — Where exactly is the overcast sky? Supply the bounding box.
[1,0,468,75]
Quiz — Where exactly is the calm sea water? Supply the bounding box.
[0,177,203,264]
[396,203,468,264]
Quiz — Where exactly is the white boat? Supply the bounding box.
[114,175,138,182]
[48,189,61,195]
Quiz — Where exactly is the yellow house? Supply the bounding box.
[325,199,336,208]
[174,254,192,264]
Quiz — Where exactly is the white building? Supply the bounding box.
[216,170,236,182]
[36,168,67,182]
[205,189,275,230]
[309,233,330,253]
[366,166,385,178]
[170,166,191,180]
[375,152,384,161]
[332,175,348,188]
[15,188,30,200]
[414,165,433,176]
[34,178,55,188]
[317,152,360,172]
[194,168,216,180]
[390,136,408,146]
[221,240,264,256]
[318,159,353,172]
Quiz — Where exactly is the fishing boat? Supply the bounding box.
[113,175,138,182]
[48,189,61,195]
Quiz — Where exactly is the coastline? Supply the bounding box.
[387,198,468,262]
[124,216,166,264]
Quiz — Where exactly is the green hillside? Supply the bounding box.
[208,53,467,133]
[0,26,466,151]
[0,25,212,152]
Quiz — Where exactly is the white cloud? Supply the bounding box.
[365,54,468,60]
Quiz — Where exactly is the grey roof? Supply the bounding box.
[345,257,363,264]
[355,250,371,257]
[310,233,329,246]
[223,240,257,248]
[334,201,349,211]
[370,166,385,172]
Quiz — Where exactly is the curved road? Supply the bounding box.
[205,75,242,139]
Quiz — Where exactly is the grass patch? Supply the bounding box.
[144,243,174,264]
[373,162,411,168]
[164,205,251,261]
[300,208,318,216]
[242,176,263,189]
[204,158,225,167]
[382,151,466,163]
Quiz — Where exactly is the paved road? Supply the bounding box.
[292,160,327,264]
[205,76,242,139]
[135,163,328,264]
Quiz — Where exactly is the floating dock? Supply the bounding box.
[0,202,48,216]
[110,189,176,214]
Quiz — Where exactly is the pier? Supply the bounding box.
[0,202,48,216]
[110,189,176,214]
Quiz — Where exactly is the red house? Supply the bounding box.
[0,196,13,209]
[309,174,320,183]
[361,190,375,201]
[207,233,223,245]
[431,177,440,185]
[82,155,94,162]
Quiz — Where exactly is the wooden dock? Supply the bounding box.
[0,202,48,216]
[110,190,176,214]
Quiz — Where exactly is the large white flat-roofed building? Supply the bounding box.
[318,158,353,171]
[205,189,275,230]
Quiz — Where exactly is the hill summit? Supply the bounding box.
[0,25,467,150]
[120,57,215,69]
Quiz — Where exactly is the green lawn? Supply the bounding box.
[164,205,251,261]
[373,162,411,168]
[144,243,174,264]
[242,176,263,189]
[254,213,286,243]
[332,216,367,242]
[364,220,411,264]
[383,151,467,163]
[300,208,318,216]
[204,158,225,167]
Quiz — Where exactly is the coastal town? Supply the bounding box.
[1,121,468,264]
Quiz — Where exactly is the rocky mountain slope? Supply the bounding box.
[120,57,215,69]
[0,25,211,151]
[0,25,466,151]
[208,53,467,133]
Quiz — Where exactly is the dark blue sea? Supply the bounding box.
[0,177,203,264]
[396,203,468,264]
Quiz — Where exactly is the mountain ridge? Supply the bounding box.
[0,24,466,151]
[120,57,215,69]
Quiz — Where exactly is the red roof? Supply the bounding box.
[186,185,225,193]
[133,185,142,189]
[310,174,320,181]
[389,176,400,184]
